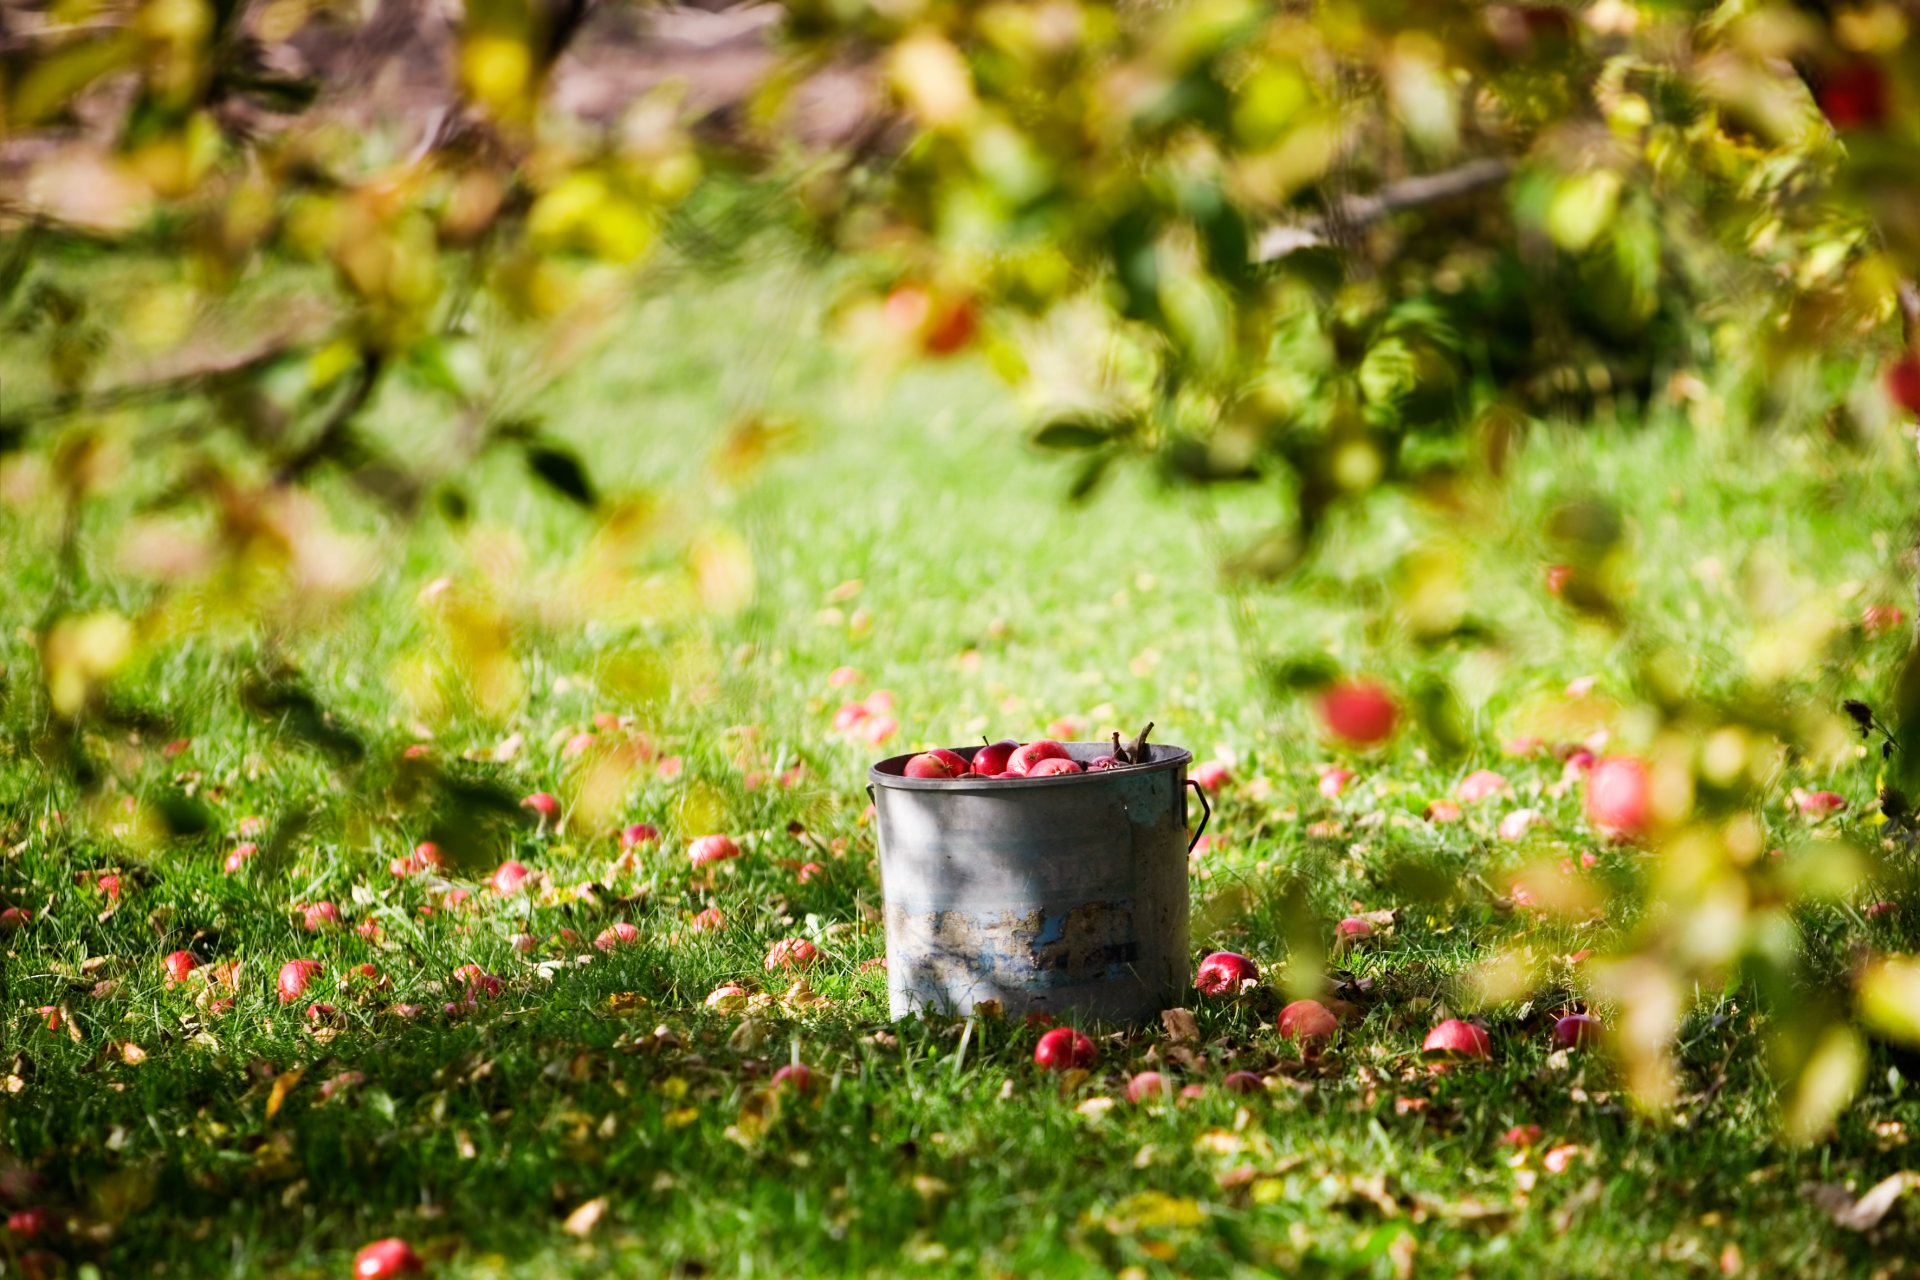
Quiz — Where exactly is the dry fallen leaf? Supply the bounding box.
[562,1196,608,1237]
[1806,1171,1919,1230]
[1161,1007,1200,1044]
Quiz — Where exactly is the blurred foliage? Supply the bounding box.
[3,0,1920,1133]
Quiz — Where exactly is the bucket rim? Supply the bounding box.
[868,741,1193,791]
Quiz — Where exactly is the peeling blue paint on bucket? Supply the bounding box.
[867,742,1208,1023]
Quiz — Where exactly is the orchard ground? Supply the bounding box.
[4,263,1920,1278]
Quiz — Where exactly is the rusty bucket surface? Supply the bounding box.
[868,742,1208,1023]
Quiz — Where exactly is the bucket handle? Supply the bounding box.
[1184,778,1211,853]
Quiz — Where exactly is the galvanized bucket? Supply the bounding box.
[867,742,1210,1023]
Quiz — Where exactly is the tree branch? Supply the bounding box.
[1254,158,1513,262]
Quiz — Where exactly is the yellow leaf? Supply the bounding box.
[265,1067,306,1120]
[1860,957,1920,1046]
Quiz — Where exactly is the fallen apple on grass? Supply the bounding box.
[1278,999,1339,1048]
[1222,1071,1264,1096]
[1194,951,1259,997]
[1423,1018,1492,1068]
[771,1063,815,1093]
[1317,681,1398,746]
[1033,1026,1097,1071]
[1126,1070,1170,1103]
[1585,756,1650,836]
[277,959,323,1004]
[1551,1013,1600,1050]
[353,1237,424,1278]
[688,834,741,867]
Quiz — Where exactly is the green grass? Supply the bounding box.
[3,257,1920,1278]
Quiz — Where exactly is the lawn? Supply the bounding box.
[3,255,1919,1278]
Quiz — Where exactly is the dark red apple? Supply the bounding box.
[1194,951,1259,997]
[1816,60,1890,130]
[1551,1012,1600,1050]
[1222,1071,1264,1095]
[1033,1026,1096,1070]
[1007,740,1071,775]
[1889,355,1920,414]
[972,741,1018,775]
[1087,756,1123,771]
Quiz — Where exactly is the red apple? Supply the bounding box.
[353,1237,424,1278]
[688,906,725,932]
[0,907,31,930]
[1551,1013,1600,1050]
[764,938,821,970]
[620,823,659,849]
[594,922,640,950]
[706,984,750,1009]
[162,950,198,985]
[1889,355,1920,414]
[1817,60,1890,130]
[1222,1071,1264,1096]
[1194,951,1259,997]
[1792,788,1847,818]
[1545,564,1574,596]
[223,843,258,874]
[1026,757,1084,777]
[278,959,323,1004]
[6,1208,51,1239]
[1033,1026,1096,1071]
[904,748,969,779]
[521,792,560,824]
[1456,770,1509,803]
[1422,1018,1492,1062]
[1126,1070,1170,1103]
[923,295,978,355]
[1007,740,1071,775]
[1335,916,1374,941]
[1317,681,1398,746]
[689,834,741,867]
[301,901,342,931]
[1277,999,1339,1046]
[1190,761,1231,793]
[489,861,530,895]
[772,1063,815,1093]
[971,741,1018,776]
[1585,756,1649,835]
[1318,767,1354,799]
[1864,605,1908,637]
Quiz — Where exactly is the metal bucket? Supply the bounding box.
[867,742,1210,1023]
